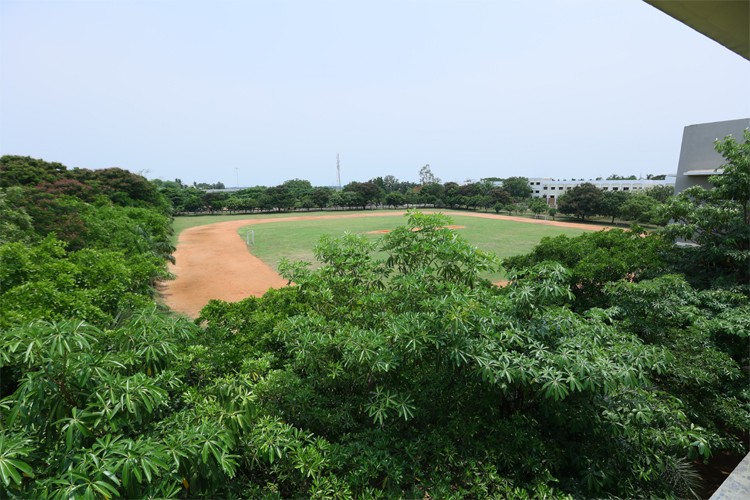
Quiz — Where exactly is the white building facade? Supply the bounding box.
[527,177,676,207]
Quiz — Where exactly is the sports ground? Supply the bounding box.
[162,211,610,317]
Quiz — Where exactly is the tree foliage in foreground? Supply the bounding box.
[662,129,750,286]
[189,212,740,498]
[2,209,747,497]
[504,228,672,311]
[2,153,748,497]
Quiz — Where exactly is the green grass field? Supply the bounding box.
[242,214,589,281]
[172,210,592,282]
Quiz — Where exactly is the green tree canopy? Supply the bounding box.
[343,181,384,209]
[557,182,603,220]
[501,176,533,200]
[662,129,750,286]
[0,156,68,188]
[598,190,630,223]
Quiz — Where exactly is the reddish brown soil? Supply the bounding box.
[160,212,610,318]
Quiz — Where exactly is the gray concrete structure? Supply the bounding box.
[710,452,750,500]
[674,118,750,194]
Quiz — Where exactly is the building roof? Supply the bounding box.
[644,0,750,60]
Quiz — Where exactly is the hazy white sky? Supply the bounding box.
[1,0,748,187]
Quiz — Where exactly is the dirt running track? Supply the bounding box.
[160,212,611,318]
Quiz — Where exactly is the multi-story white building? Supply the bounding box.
[527,177,676,207]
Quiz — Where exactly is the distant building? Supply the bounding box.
[203,187,246,193]
[674,118,750,194]
[527,177,675,207]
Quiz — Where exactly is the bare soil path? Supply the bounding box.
[160,212,610,317]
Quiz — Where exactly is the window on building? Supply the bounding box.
[543,186,548,190]
[623,187,629,191]
[613,187,618,191]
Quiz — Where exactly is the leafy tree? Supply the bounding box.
[70,167,170,213]
[195,212,720,497]
[662,129,750,286]
[225,195,258,211]
[265,185,296,211]
[369,176,387,193]
[282,178,314,199]
[529,198,548,218]
[202,191,231,210]
[5,151,747,497]
[644,184,674,203]
[489,187,513,206]
[385,191,406,208]
[0,237,161,328]
[505,228,671,310]
[620,193,660,223]
[0,188,33,243]
[328,190,360,209]
[605,275,749,451]
[0,311,235,498]
[557,182,603,221]
[193,181,226,189]
[501,177,533,200]
[457,181,485,198]
[417,182,444,205]
[0,155,67,188]
[343,181,383,209]
[20,194,90,249]
[381,175,400,193]
[418,164,440,185]
[310,187,332,209]
[598,190,630,223]
[160,186,204,212]
[34,178,97,202]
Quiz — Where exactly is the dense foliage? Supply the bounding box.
[662,129,750,287]
[1,133,747,498]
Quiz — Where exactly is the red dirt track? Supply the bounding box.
[160,212,610,318]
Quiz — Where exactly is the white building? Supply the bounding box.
[527,177,676,207]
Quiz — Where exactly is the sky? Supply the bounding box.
[1,0,748,188]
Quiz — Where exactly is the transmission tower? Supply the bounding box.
[337,153,341,189]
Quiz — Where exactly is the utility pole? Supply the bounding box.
[235,167,239,188]
[336,153,341,189]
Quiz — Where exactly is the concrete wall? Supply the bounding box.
[674,118,750,194]
[711,452,750,499]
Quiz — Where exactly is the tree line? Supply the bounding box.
[157,168,674,227]
[0,130,747,498]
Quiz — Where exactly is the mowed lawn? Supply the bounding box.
[233,212,590,282]
[171,210,593,281]
[169,210,365,245]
